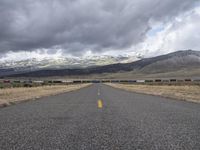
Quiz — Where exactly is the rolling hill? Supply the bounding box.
[1,50,200,78]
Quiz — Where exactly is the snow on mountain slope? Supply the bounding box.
[0,55,139,71]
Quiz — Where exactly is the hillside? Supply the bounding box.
[1,50,200,78]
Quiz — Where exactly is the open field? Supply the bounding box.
[106,83,200,103]
[0,84,91,107]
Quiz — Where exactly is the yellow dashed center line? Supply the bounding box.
[97,100,103,108]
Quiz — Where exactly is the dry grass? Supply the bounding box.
[107,83,200,103]
[0,84,91,106]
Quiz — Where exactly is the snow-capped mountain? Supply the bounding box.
[1,50,200,77]
[0,55,139,71]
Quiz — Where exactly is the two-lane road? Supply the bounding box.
[0,84,200,150]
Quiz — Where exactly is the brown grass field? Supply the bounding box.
[107,83,200,103]
[0,84,91,107]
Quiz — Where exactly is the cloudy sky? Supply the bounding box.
[0,0,200,62]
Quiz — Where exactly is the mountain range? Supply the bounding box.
[1,50,200,78]
[0,54,139,76]
[0,55,140,69]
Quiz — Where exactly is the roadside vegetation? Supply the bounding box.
[107,83,200,103]
[0,84,91,107]
[0,81,67,89]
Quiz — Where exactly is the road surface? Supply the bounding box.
[0,84,200,150]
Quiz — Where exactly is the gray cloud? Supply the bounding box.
[0,0,197,55]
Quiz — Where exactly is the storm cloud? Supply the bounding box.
[0,0,198,55]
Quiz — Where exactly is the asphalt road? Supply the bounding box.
[0,84,200,150]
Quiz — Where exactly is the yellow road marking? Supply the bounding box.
[97,100,103,108]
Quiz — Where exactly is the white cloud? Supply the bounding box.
[0,0,199,65]
[131,5,200,57]
[0,49,64,62]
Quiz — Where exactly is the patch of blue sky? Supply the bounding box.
[147,25,164,37]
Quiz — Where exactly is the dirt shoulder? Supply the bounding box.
[0,84,91,108]
[106,83,200,103]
